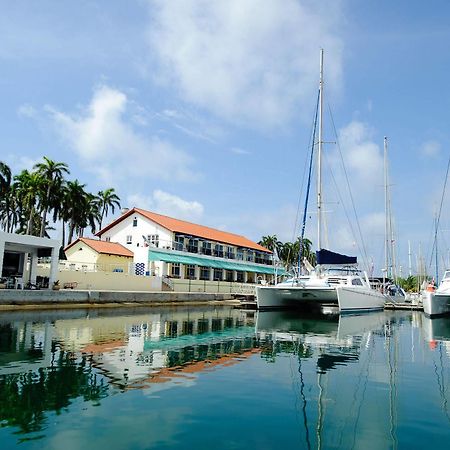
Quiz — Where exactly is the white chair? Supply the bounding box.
[15,277,24,290]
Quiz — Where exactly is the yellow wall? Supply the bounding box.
[65,242,99,264]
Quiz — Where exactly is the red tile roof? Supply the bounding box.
[65,237,133,258]
[97,207,271,253]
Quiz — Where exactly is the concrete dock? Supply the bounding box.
[0,289,238,310]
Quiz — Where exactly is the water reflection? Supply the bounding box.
[0,307,450,448]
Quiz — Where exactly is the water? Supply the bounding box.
[0,306,449,449]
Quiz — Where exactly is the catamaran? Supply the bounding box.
[255,50,386,313]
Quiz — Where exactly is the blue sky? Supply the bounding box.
[2,0,450,275]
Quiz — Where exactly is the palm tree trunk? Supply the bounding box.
[40,184,51,237]
[27,207,35,235]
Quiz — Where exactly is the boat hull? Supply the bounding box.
[255,285,337,310]
[336,286,386,313]
[422,291,450,317]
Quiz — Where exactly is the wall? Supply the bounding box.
[102,213,172,255]
[36,266,162,291]
[65,241,99,265]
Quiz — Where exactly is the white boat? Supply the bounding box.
[422,270,450,317]
[255,49,387,313]
[336,285,386,313]
[256,266,366,310]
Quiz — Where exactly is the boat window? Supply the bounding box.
[443,271,450,280]
[351,278,363,286]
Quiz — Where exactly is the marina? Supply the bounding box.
[0,305,449,449]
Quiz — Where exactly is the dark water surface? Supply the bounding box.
[0,306,449,449]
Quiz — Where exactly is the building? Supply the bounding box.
[0,232,60,289]
[64,237,134,273]
[96,208,278,283]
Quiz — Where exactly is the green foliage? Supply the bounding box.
[396,275,419,293]
[0,159,121,245]
[259,235,316,271]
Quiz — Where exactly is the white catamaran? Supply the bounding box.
[255,49,386,313]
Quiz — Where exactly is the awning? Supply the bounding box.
[148,249,285,275]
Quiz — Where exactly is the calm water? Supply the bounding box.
[0,306,449,449]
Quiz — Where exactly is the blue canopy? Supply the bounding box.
[316,249,357,265]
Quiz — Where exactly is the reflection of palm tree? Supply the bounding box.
[0,352,109,434]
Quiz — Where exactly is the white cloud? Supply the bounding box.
[420,140,441,157]
[230,147,250,155]
[17,104,37,118]
[327,120,384,200]
[147,0,343,127]
[4,154,40,173]
[126,190,204,222]
[47,85,200,185]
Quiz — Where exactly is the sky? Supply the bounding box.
[2,0,450,276]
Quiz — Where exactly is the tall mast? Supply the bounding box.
[317,49,324,251]
[384,137,389,281]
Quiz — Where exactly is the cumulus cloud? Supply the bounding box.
[127,190,204,222]
[48,85,200,185]
[147,0,343,127]
[420,140,441,157]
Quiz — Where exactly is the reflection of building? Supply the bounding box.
[96,207,276,283]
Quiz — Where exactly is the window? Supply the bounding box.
[187,238,199,253]
[226,270,233,281]
[201,241,212,255]
[185,264,196,279]
[226,247,235,259]
[132,217,138,227]
[200,266,210,280]
[352,278,363,286]
[174,235,184,251]
[246,250,254,262]
[105,237,111,242]
[214,244,224,257]
[147,234,159,247]
[126,235,132,244]
[213,268,222,281]
[171,263,180,278]
[237,248,244,261]
[236,272,244,282]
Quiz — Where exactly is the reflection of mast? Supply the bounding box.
[386,324,398,450]
[297,356,312,450]
[433,343,450,423]
[316,372,324,450]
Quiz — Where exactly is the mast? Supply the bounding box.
[317,49,324,251]
[384,137,389,282]
[408,240,412,277]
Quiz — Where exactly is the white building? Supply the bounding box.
[96,207,278,283]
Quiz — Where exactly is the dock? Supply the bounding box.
[384,302,423,311]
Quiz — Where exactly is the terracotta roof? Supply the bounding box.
[97,207,271,253]
[65,237,133,258]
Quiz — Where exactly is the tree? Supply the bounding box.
[13,170,44,235]
[0,162,13,232]
[34,157,69,237]
[96,188,121,230]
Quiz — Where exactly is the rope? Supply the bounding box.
[298,89,320,271]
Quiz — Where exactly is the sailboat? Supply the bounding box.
[255,49,386,313]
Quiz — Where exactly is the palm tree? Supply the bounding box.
[14,170,44,235]
[96,188,121,230]
[34,157,69,237]
[0,162,13,232]
[64,180,89,244]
